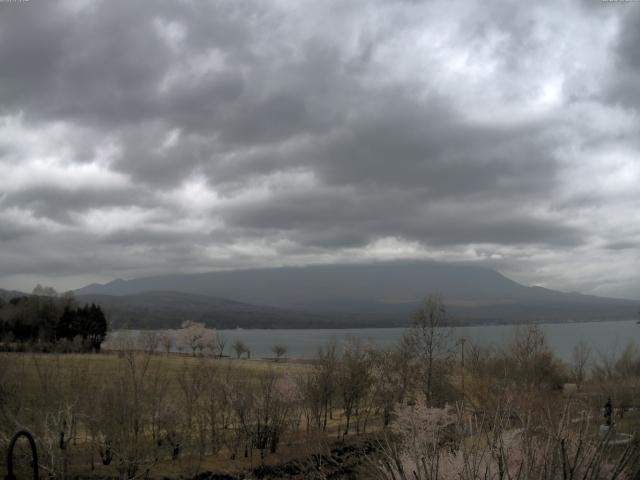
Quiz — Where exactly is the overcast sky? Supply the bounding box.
[0,0,638,299]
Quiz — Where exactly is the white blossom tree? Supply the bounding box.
[178,321,216,357]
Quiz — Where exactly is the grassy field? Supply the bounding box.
[0,352,310,386]
[0,351,378,479]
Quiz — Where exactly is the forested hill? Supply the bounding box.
[0,288,27,301]
[75,291,358,329]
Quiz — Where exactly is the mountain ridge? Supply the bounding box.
[75,261,632,302]
[73,260,638,327]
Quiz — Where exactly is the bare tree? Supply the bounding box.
[393,335,417,405]
[571,340,591,391]
[94,351,171,479]
[200,362,229,455]
[215,333,227,358]
[271,344,288,362]
[138,331,159,354]
[158,333,173,355]
[239,368,295,460]
[406,294,454,405]
[232,339,249,359]
[297,340,339,433]
[338,338,372,435]
[370,347,411,426]
[508,323,564,389]
[317,340,338,430]
[510,323,548,363]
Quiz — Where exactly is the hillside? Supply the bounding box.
[75,291,358,329]
[0,288,27,301]
[74,261,639,327]
[74,261,561,306]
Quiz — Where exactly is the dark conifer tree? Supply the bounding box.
[56,306,77,340]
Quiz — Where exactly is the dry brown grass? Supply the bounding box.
[0,351,312,396]
[0,351,365,479]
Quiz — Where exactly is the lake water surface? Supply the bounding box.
[105,319,640,362]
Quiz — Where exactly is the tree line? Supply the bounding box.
[0,285,108,352]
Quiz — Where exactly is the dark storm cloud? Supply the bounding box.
[1,186,146,224]
[0,214,37,242]
[0,0,638,298]
[309,101,560,195]
[0,1,255,124]
[605,10,640,124]
[225,189,585,249]
[605,241,637,251]
[103,228,212,247]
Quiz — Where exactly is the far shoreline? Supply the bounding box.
[110,316,638,331]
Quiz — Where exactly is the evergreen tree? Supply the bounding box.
[87,303,108,351]
[0,295,108,352]
[56,306,77,340]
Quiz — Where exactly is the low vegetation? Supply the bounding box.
[1,294,640,479]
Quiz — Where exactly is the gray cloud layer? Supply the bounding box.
[0,0,638,299]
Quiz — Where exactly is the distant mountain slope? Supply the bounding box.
[74,261,536,306]
[75,291,359,329]
[0,288,27,301]
[75,261,638,326]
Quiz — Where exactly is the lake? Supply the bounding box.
[105,319,640,362]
